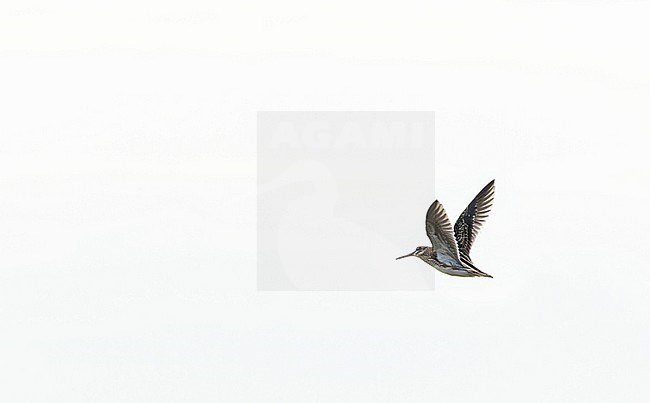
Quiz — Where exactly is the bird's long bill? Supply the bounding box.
[396,252,414,260]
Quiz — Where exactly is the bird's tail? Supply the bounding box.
[474,269,493,278]
[461,258,493,278]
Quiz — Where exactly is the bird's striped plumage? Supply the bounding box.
[425,200,460,263]
[454,179,495,268]
[397,180,495,278]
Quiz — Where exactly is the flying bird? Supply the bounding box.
[396,180,495,278]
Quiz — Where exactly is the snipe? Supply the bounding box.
[396,180,495,278]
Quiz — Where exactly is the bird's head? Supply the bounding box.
[396,246,428,260]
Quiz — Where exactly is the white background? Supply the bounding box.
[1,1,649,401]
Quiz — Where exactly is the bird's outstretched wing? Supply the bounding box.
[454,180,495,264]
[426,200,461,260]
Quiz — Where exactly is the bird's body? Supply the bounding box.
[396,180,495,278]
[409,246,487,277]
